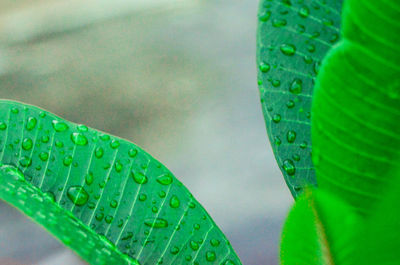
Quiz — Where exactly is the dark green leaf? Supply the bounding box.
[0,100,241,265]
[257,0,343,197]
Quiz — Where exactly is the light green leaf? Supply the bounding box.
[0,100,241,265]
[280,188,359,265]
[257,0,343,197]
[311,0,400,214]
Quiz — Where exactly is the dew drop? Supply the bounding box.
[63,155,73,166]
[71,132,88,146]
[0,121,6,130]
[190,240,199,250]
[67,186,89,206]
[128,148,138,158]
[77,124,88,132]
[39,152,49,161]
[131,172,148,184]
[206,251,216,262]
[105,215,113,224]
[259,11,271,22]
[85,173,94,185]
[272,114,281,123]
[170,246,179,255]
[144,218,168,228]
[139,194,147,201]
[286,100,295,108]
[22,138,33,151]
[95,147,104,159]
[96,213,104,221]
[26,117,37,131]
[115,161,123,172]
[156,174,173,185]
[110,200,118,208]
[280,44,296,56]
[52,120,69,132]
[259,62,270,73]
[169,195,180,208]
[110,139,120,149]
[210,239,220,247]
[282,159,296,176]
[289,79,303,94]
[41,135,49,143]
[287,131,296,143]
[298,6,310,17]
[19,156,32,168]
[272,18,287,27]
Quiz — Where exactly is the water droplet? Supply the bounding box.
[128,148,138,158]
[170,246,179,255]
[110,139,120,149]
[52,120,69,132]
[292,154,300,161]
[67,186,89,206]
[63,155,73,166]
[71,133,88,146]
[259,62,270,73]
[26,117,37,131]
[271,79,281,87]
[95,213,104,221]
[105,215,113,224]
[0,122,6,130]
[300,141,308,149]
[287,131,296,143]
[272,114,281,123]
[22,138,33,150]
[139,194,147,201]
[274,136,282,146]
[206,251,216,262]
[115,161,123,172]
[298,6,309,18]
[210,239,220,247]
[11,107,19,114]
[110,200,118,208]
[170,195,180,208]
[330,33,339,44]
[193,223,200,230]
[286,100,295,108]
[223,260,236,265]
[41,135,49,143]
[19,156,32,168]
[39,152,49,161]
[282,159,296,176]
[131,172,148,184]
[85,173,94,185]
[289,79,303,94]
[94,147,104,158]
[307,44,316,53]
[152,206,158,213]
[156,174,173,185]
[259,11,271,22]
[280,44,296,56]
[272,18,287,27]
[190,240,199,250]
[77,124,88,132]
[144,218,168,228]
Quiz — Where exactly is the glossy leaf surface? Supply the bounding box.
[280,189,358,265]
[311,0,400,214]
[0,100,241,265]
[257,0,343,197]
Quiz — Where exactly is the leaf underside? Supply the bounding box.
[257,0,343,197]
[0,100,241,265]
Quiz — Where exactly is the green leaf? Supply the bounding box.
[257,0,343,197]
[280,188,359,265]
[311,0,400,214]
[353,171,400,265]
[0,100,241,265]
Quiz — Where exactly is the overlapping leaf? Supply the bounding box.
[257,0,343,197]
[0,100,241,265]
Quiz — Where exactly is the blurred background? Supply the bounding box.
[0,0,293,264]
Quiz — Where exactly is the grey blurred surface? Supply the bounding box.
[0,1,292,264]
